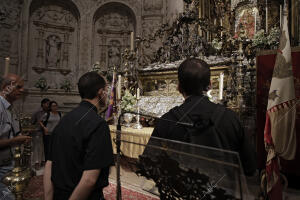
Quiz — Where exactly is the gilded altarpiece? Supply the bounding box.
[28,4,79,89]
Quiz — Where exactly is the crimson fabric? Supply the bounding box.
[24,176,159,200]
[256,49,300,176]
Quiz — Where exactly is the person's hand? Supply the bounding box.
[12,135,32,145]
[44,128,49,135]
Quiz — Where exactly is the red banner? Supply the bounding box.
[256,47,300,178]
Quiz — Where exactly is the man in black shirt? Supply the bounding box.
[152,58,256,176]
[44,72,114,200]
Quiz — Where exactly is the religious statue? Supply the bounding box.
[108,40,121,71]
[46,35,61,67]
[235,8,256,39]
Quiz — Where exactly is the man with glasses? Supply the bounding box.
[0,74,31,200]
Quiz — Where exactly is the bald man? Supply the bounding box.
[0,73,31,200]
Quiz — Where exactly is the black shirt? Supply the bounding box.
[49,101,114,199]
[152,95,256,175]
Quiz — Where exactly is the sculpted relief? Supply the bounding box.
[0,0,21,30]
[33,5,76,26]
[97,12,133,31]
[94,3,136,74]
[108,40,121,70]
[0,0,22,74]
[28,3,79,89]
[139,18,162,65]
[46,35,62,68]
[143,0,163,11]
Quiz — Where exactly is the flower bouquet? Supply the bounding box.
[60,79,72,92]
[34,77,49,91]
[121,89,137,112]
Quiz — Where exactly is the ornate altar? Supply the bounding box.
[137,56,232,117]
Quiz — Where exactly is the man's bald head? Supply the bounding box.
[0,73,24,102]
[1,73,20,86]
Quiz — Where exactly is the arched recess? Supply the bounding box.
[27,0,80,89]
[92,2,137,75]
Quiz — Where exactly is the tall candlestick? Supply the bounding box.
[117,75,121,100]
[266,0,268,33]
[280,4,282,27]
[219,72,224,100]
[136,88,140,100]
[130,32,134,51]
[4,57,10,76]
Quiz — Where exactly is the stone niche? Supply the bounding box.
[93,2,136,75]
[27,0,80,90]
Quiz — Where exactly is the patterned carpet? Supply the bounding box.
[103,183,159,200]
[23,176,159,200]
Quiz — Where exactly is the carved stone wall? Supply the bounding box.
[28,3,79,90]
[93,2,136,74]
[16,0,183,114]
[0,0,22,75]
[138,0,166,66]
[166,0,184,24]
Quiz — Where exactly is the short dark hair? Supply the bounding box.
[41,98,50,106]
[178,58,210,96]
[78,72,106,99]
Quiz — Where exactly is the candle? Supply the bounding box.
[220,19,223,37]
[130,32,134,51]
[254,9,257,33]
[266,0,268,33]
[280,4,282,27]
[117,75,121,100]
[219,72,224,100]
[136,88,140,100]
[4,57,10,76]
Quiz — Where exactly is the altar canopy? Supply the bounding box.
[117,136,251,200]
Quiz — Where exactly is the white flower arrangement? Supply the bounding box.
[60,79,72,92]
[212,38,223,51]
[267,27,280,48]
[252,30,267,48]
[121,89,137,112]
[253,27,280,49]
[34,77,49,91]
